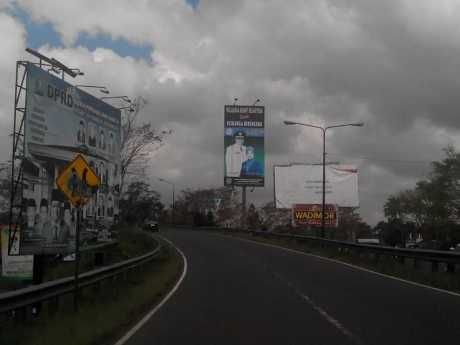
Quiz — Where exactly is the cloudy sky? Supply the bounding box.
[1,0,460,225]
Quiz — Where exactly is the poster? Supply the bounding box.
[224,105,264,187]
[1,226,33,280]
[275,164,359,208]
[16,63,121,255]
[292,204,338,227]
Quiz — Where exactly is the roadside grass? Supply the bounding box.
[222,230,460,294]
[43,226,157,282]
[1,226,155,292]
[1,235,183,345]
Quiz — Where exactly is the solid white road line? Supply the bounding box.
[219,232,460,298]
[113,236,188,345]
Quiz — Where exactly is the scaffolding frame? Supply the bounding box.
[8,61,28,255]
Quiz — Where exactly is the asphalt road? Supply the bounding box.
[124,229,460,345]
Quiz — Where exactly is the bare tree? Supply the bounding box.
[120,97,172,193]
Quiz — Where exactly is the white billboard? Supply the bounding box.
[274,165,359,208]
[18,63,121,255]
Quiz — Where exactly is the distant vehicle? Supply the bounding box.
[356,238,380,245]
[449,243,460,252]
[143,221,159,232]
[415,240,454,251]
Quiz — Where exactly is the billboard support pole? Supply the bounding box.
[74,204,81,312]
[241,186,247,229]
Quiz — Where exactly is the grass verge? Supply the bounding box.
[43,226,158,282]
[221,230,460,294]
[1,235,183,345]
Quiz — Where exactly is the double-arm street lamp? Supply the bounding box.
[158,178,175,225]
[100,96,132,103]
[283,120,364,238]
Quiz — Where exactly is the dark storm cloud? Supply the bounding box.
[4,0,460,224]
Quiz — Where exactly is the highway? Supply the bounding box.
[123,229,460,345]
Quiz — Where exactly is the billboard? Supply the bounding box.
[275,164,359,208]
[17,63,121,255]
[1,226,33,279]
[224,105,264,187]
[292,204,338,227]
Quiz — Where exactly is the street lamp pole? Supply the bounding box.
[322,127,326,238]
[283,120,363,238]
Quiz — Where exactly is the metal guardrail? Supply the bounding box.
[0,242,161,316]
[80,240,118,253]
[221,228,460,273]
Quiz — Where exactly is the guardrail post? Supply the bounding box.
[14,307,27,325]
[93,280,102,295]
[94,251,104,266]
[48,296,59,317]
[112,276,119,299]
[373,253,380,263]
[413,258,419,270]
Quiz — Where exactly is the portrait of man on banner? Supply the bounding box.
[225,130,247,177]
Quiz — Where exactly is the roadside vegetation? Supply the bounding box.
[1,234,183,345]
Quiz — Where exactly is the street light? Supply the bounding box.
[283,120,364,238]
[118,106,135,112]
[70,69,85,76]
[75,85,110,94]
[100,96,131,103]
[158,178,175,225]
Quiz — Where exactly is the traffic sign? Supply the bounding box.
[56,154,100,206]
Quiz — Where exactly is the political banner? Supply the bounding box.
[275,164,359,208]
[1,226,33,280]
[17,63,121,255]
[224,105,264,187]
[292,204,338,227]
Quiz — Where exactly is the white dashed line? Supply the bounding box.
[273,272,365,345]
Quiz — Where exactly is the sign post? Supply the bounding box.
[56,153,100,312]
[74,204,81,312]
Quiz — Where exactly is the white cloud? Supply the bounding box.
[0,11,27,159]
[2,1,460,224]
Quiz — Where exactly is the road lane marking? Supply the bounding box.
[113,236,188,345]
[218,233,460,298]
[273,272,365,345]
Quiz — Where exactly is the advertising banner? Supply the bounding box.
[275,164,359,208]
[1,226,33,280]
[17,63,121,255]
[224,105,264,187]
[292,204,338,227]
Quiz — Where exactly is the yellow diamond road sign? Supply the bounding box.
[56,154,101,206]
